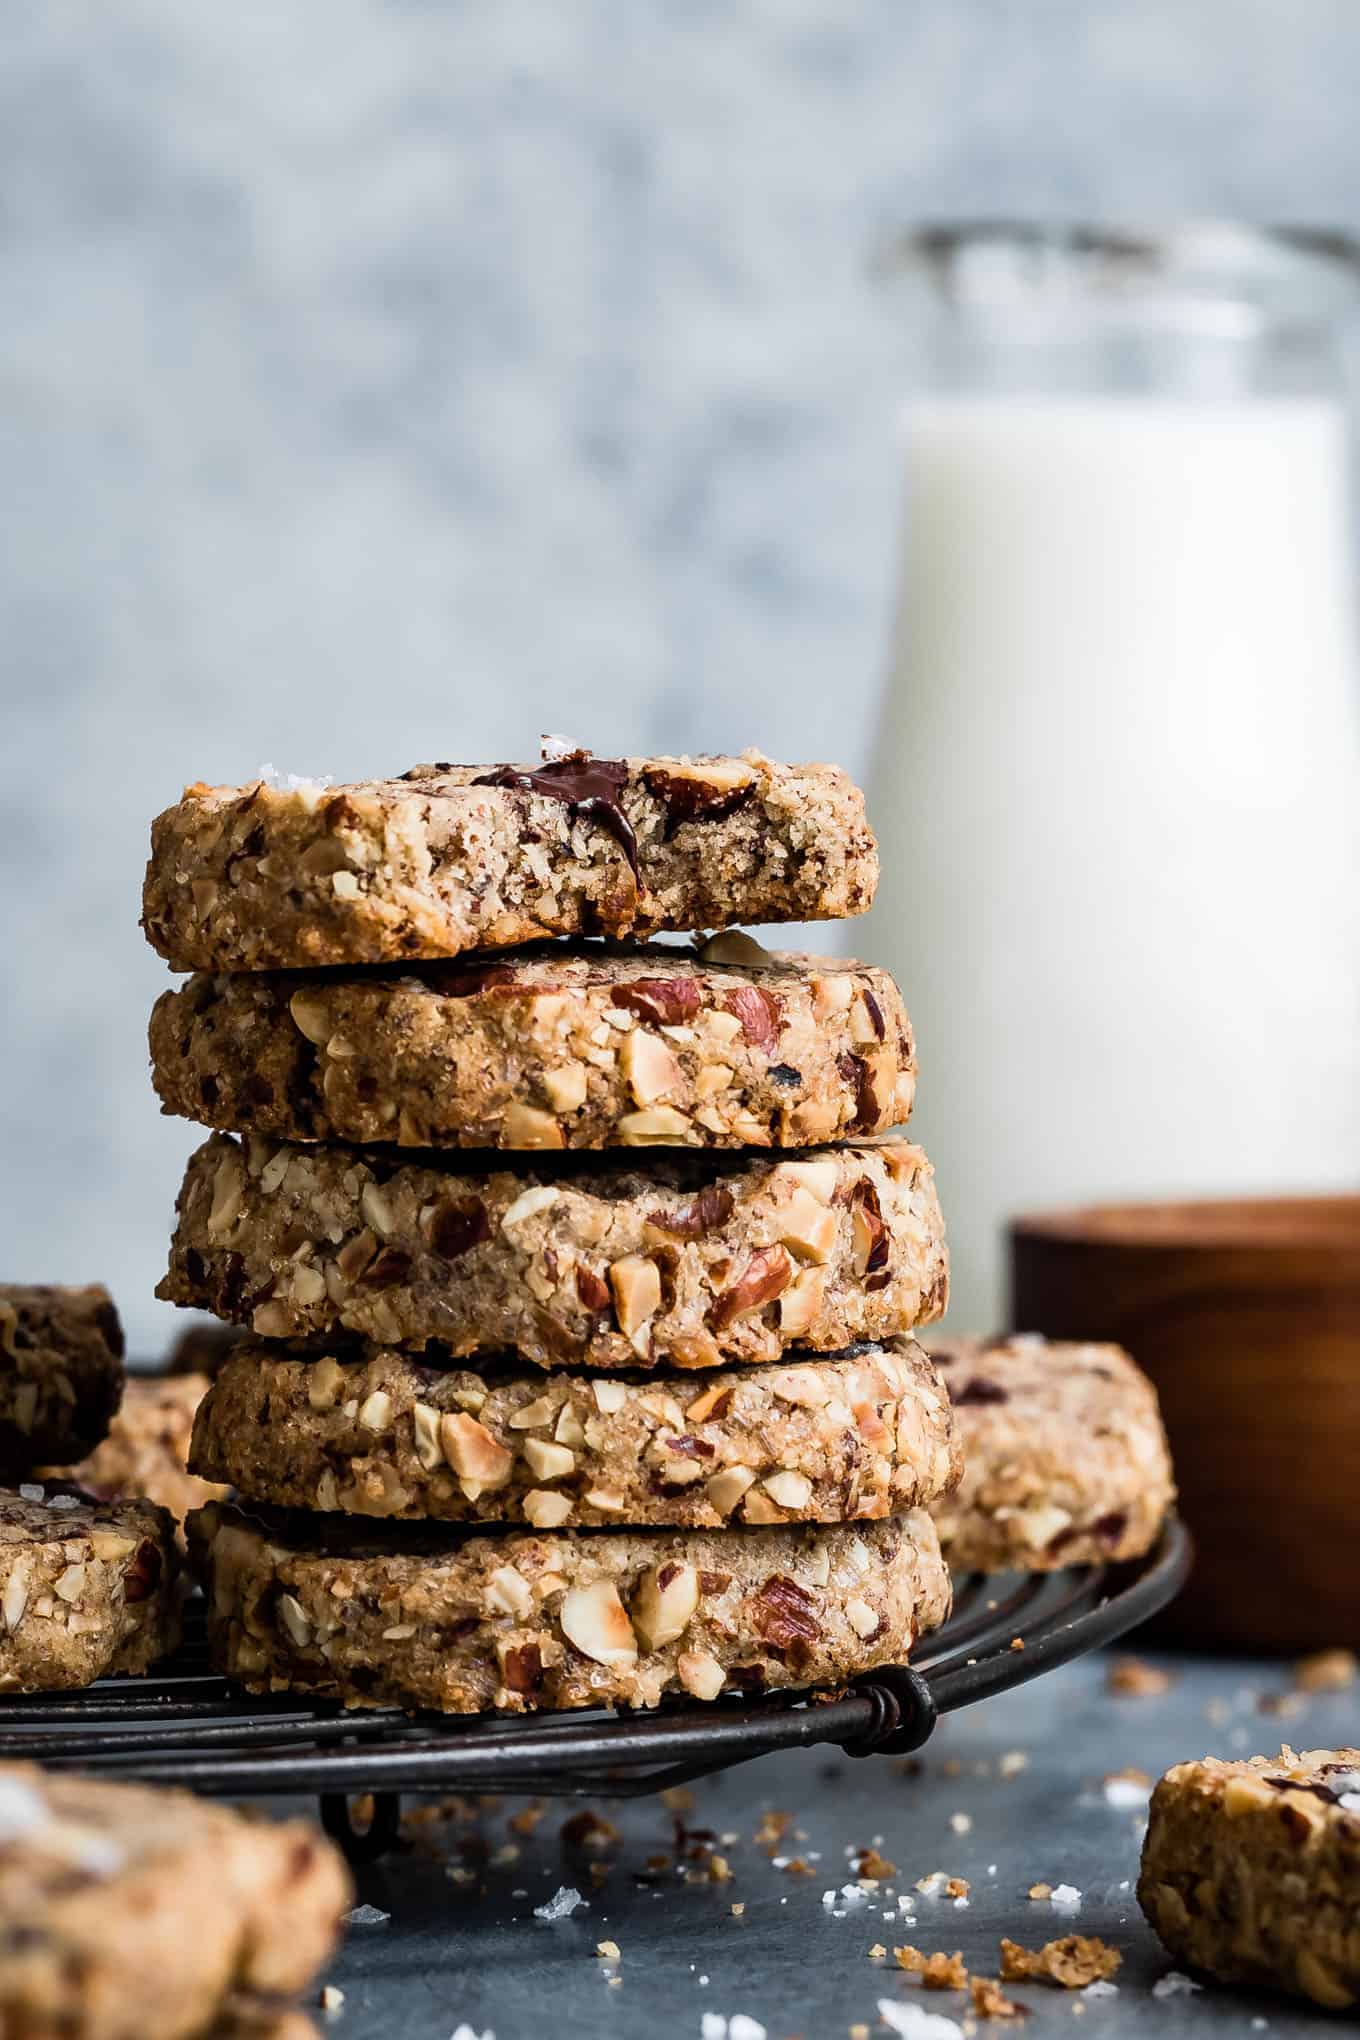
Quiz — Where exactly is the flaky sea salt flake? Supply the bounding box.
[534,1885,586,1922]
[877,2000,964,2040]
[1152,1972,1202,1999]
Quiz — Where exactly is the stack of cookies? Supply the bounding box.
[142,749,960,1713]
[0,1285,182,1690]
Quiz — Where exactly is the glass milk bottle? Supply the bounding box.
[866,225,1360,1330]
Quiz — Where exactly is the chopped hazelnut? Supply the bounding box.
[522,1438,575,1482]
[502,1101,565,1148]
[706,1465,757,1515]
[620,1028,682,1107]
[609,1255,662,1348]
[631,1560,700,1650]
[762,1469,814,1511]
[522,1489,574,1529]
[560,1580,638,1668]
[440,1413,513,1491]
[677,1649,726,1700]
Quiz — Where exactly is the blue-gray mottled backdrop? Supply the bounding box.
[3,1,1359,1351]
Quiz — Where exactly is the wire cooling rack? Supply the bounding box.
[0,1518,1189,1860]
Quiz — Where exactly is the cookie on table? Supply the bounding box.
[189,1337,961,1530]
[0,1285,125,1476]
[0,1489,180,1690]
[1139,1749,1360,2008]
[149,939,914,1151]
[48,1374,228,1529]
[0,1762,349,2040]
[164,1318,245,1377]
[927,1333,1173,1573]
[210,2007,320,2040]
[160,1134,949,1370]
[190,1500,949,1714]
[142,750,878,971]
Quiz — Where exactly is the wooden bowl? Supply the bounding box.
[1010,1197,1360,1652]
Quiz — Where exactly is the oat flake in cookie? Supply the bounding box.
[0,1490,180,1690]
[928,1333,1174,1572]
[160,1134,949,1370]
[0,1285,125,1476]
[190,1500,951,1714]
[149,940,914,1151]
[0,1762,350,2040]
[1139,1749,1360,2008]
[189,1337,961,1530]
[142,751,878,971]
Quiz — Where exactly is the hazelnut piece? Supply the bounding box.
[677,1649,727,1700]
[705,1465,756,1515]
[522,1438,575,1481]
[411,1403,444,1471]
[762,1469,814,1511]
[440,1414,513,1491]
[609,1255,662,1349]
[620,1028,682,1107]
[559,1580,638,1668]
[501,1102,565,1149]
[631,1561,700,1650]
[523,1489,574,1529]
[486,1566,534,1619]
[288,990,334,1047]
[777,1188,839,1264]
[541,1063,589,1114]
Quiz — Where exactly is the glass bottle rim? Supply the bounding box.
[872,220,1360,335]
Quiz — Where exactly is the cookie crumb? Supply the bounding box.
[595,1939,621,1960]
[1294,1648,1358,1692]
[1000,1938,1121,1989]
[998,1752,1028,1780]
[730,1902,745,1917]
[895,1947,969,1990]
[971,1977,1025,2020]
[854,1847,898,1880]
[1105,1656,1171,1698]
[319,1984,345,2013]
[754,1809,791,1851]
[1027,1884,1052,1902]
[870,1943,888,1961]
[560,1809,619,1851]
[1009,1638,1025,1653]
[949,1814,972,1836]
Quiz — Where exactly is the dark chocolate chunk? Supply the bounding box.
[473,754,639,879]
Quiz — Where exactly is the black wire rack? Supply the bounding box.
[0,1518,1189,1861]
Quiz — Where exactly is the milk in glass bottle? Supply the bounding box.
[867,225,1360,1328]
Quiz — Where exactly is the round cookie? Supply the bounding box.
[160,1134,949,1370]
[48,1375,229,1530]
[0,1490,181,1691]
[927,1333,1174,1573]
[190,1501,951,1714]
[189,1338,961,1529]
[0,1762,350,2040]
[149,941,915,1152]
[1139,1749,1360,2008]
[0,1285,125,1477]
[142,751,878,971]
